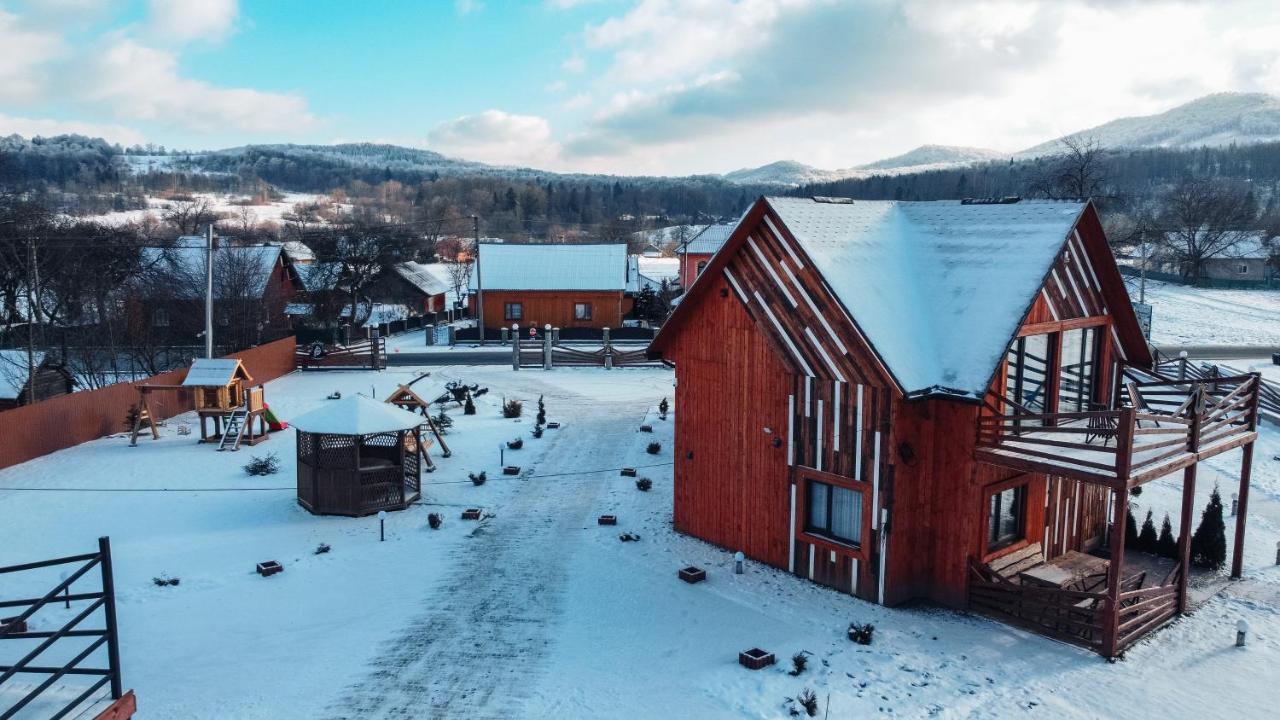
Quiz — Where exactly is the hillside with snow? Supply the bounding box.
[722,145,1007,187]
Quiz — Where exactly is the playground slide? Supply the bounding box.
[263,403,289,432]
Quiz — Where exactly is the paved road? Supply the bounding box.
[326,383,649,720]
[386,351,511,366]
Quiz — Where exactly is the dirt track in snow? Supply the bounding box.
[326,381,648,719]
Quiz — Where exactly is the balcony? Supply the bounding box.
[975,372,1261,488]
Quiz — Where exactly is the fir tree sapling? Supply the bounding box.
[502,398,523,418]
[789,652,808,676]
[433,409,453,434]
[1138,510,1158,554]
[536,395,546,427]
[1156,514,1178,559]
[463,393,476,415]
[797,689,819,717]
[1125,507,1140,550]
[1190,485,1227,570]
[658,397,669,419]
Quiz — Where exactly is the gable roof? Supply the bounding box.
[290,394,424,435]
[393,262,456,300]
[678,223,735,255]
[182,358,252,387]
[0,350,45,400]
[470,243,632,291]
[655,197,1147,400]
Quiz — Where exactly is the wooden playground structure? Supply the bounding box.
[383,374,451,472]
[130,358,270,451]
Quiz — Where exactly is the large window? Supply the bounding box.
[504,302,523,321]
[988,485,1026,551]
[1005,333,1052,416]
[1058,327,1098,413]
[806,480,863,547]
[574,302,592,320]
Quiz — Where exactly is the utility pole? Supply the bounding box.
[204,223,215,358]
[1139,235,1148,304]
[26,235,38,405]
[473,215,484,346]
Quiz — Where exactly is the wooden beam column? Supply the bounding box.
[1178,392,1201,612]
[1103,407,1134,658]
[1231,375,1261,580]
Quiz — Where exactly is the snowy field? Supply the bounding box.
[1,365,1279,719]
[1141,281,1280,347]
[79,191,335,228]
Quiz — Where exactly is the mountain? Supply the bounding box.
[722,145,1006,186]
[1017,92,1280,157]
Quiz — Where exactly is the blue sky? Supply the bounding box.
[3,0,1280,176]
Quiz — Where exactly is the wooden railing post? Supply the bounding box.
[1231,374,1261,579]
[98,536,123,700]
[1103,482,1129,659]
[1176,389,1203,614]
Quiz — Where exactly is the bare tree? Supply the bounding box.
[1156,177,1260,285]
[162,196,218,235]
[437,236,474,310]
[1029,136,1110,200]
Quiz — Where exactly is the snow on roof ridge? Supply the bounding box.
[290,394,424,435]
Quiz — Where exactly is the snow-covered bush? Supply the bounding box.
[646,441,662,455]
[428,513,443,529]
[532,425,544,439]
[464,394,476,415]
[243,452,280,476]
[658,398,669,419]
[503,398,523,418]
[152,575,180,587]
[848,622,874,645]
[507,437,524,450]
[314,543,331,555]
[797,689,819,717]
[635,477,653,492]
[789,652,808,676]
[469,471,487,486]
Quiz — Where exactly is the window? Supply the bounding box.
[806,480,863,547]
[1237,263,1250,275]
[988,485,1026,551]
[696,260,708,275]
[574,302,593,320]
[1057,327,1098,413]
[504,302,523,321]
[1005,333,1052,418]
[152,308,169,327]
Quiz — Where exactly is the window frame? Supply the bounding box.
[573,302,593,321]
[503,302,523,322]
[799,471,868,552]
[983,477,1030,556]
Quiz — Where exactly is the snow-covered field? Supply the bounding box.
[1,365,1278,719]
[1141,281,1280,347]
[80,192,336,228]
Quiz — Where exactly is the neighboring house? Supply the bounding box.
[636,255,681,290]
[0,349,75,410]
[368,262,461,321]
[134,242,298,348]
[470,243,637,330]
[650,196,1259,658]
[675,223,735,289]
[1120,233,1278,283]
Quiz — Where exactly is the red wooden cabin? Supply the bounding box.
[649,196,1261,657]
[675,223,734,289]
[470,243,638,331]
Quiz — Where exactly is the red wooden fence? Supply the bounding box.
[0,337,297,471]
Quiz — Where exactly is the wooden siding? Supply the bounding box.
[478,289,628,330]
[667,275,794,568]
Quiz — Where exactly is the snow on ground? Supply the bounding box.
[2,365,1279,719]
[1141,281,1280,347]
[80,192,337,227]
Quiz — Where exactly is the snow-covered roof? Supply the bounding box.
[678,223,736,255]
[393,262,455,300]
[0,349,45,400]
[290,394,424,435]
[763,197,1088,397]
[139,244,283,299]
[470,243,632,291]
[637,256,680,284]
[182,358,249,387]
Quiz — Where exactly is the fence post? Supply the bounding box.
[447,325,457,346]
[1178,351,1188,381]
[512,324,520,371]
[425,324,435,346]
[543,324,553,370]
[99,536,123,700]
[501,326,509,345]
[603,326,613,370]
[552,326,560,343]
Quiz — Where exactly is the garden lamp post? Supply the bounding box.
[378,510,387,542]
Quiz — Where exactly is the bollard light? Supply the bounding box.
[378,510,388,542]
[1275,541,1279,566]
[735,551,745,575]
[1236,619,1249,647]
[1231,493,1239,517]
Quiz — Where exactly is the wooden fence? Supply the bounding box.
[0,337,297,471]
[295,337,386,371]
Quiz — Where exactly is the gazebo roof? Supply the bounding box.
[291,395,423,436]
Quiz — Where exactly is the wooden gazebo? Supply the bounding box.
[291,395,423,517]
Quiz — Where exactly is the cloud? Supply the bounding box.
[0,113,147,145]
[0,9,65,103]
[562,53,586,74]
[79,38,317,134]
[147,0,239,42]
[455,0,484,14]
[427,110,561,166]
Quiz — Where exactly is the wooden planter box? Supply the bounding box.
[620,468,637,477]
[639,425,653,433]
[598,515,618,525]
[461,508,483,520]
[256,561,283,577]
[503,466,521,475]
[1,616,27,634]
[546,422,561,429]
[678,566,706,584]
[739,647,775,670]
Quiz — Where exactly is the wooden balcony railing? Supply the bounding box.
[976,373,1261,486]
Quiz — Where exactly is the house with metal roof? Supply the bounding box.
[469,242,638,333]
[649,195,1262,658]
[675,223,735,289]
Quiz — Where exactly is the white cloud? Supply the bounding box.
[562,53,586,74]
[455,0,484,15]
[80,38,318,134]
[0,113,147,145]
[147,0,239,42]
[427,110,561,166]
[0,9,65,103]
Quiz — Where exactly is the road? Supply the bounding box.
[325,382,650,719]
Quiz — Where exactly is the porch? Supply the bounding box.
[969,371,1261,657]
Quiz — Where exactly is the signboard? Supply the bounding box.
[1132,302,1153,340]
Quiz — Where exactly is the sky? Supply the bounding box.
[3,0,1280,176]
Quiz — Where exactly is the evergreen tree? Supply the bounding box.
[1190,486,1227,570]
[1137,510,1159,554]
[536,395,546,427]
[1125,507,1139,550]
[1156,514,1178,559]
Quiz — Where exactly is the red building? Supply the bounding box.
[650,196,1261,657]
[675,223,734,289]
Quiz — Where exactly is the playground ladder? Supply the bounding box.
[218,408,248,451]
